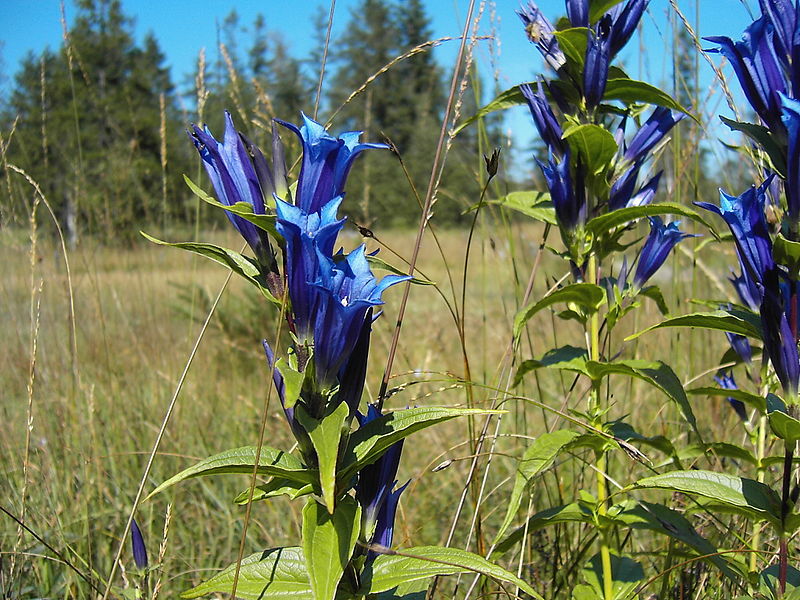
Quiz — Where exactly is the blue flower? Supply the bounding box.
[726,331,754,364]
[706,17,788,133]
[781,94,800,221]
[623,107,686,164]
[355,404,408,561]
[632,217,695,289]
[275,197,346,342]
[190,112,276,266]
[517,2,566,71]
[607,0,650,58]
[312,246,408,388]
[520,82,565,156]
[760,281,800,395]
[714,370,748,421]
[696,180,775,287]
[730,270,762,311]
[584,15,612,110]
[130,518,148,570]
[759,0,797,72]
[276,113,386,214]
[566,0,589,27]
[538,151,586,233]
[337,308,373,416]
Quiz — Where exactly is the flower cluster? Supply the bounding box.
[701,2,800,399]
[518,0,691,282]
[192,111,410,552]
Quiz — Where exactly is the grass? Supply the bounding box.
[0,212,762,597]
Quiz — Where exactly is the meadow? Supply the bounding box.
[3,0,798,599]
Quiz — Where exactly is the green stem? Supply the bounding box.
[751,414,767,573]
[588,253,613,600]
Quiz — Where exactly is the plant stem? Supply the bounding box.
[587,252,613,600]
[751,413,767,573]
[780,441,794,596]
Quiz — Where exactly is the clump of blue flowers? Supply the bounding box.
[145,109,525,600]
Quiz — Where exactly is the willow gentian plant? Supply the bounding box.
[142,112,539,599]
[456,0,739,597]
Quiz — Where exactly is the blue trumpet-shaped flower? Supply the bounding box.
[275,196,346,342]
[584,15,612,110]
[338,308,373,416]
[761,282,800,395]
[608,0,650,58]
[538,151,586,233]
[190,112,276,265]
[517,2,566,71]
[632,217,695,289]
[276,113,386,214]
[623,108,687,164]
[355,404,409,561]
[566,0,588,27]
[759,0,797,70]
[312,246,408,387]
[730,270,762,311]
[521,82,565,156]
[781,94,800,221]
[696,180,775,287]
[706,17,788,133]
[726,331,754,365]
[130,518,148,570]
[714,370,748,421]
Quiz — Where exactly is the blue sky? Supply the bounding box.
[0,1,755,169]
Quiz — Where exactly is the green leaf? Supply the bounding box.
[276,358,304,410]
[562,123,618,175]
[626,310,762,342]
[490,190,557,225]
[302,497,360,600]
[145,446,311,501]
[585,202,716,238]
[675,442,758,466]
[297,401,350,513]
[774,234,800,278]
[687,386,766,413]
[181,547,311,599]
[553,28,589,67]
[452,84,529,134]
[366,255,434,286]
[514,283,606,339]
[184,174,280,239]
[494,430,581,543]
[360,546,543,600]
[341,407,500,481]
[514,346,590,385]
[140,232,280,305]
[639,285,669,315]
[581,552,644,600]
[720,117,787,178]
[234,479,314,504]
[604,78,693,116]
[493,503,594,556]
[374,579,429,600]
[634,470,782,525]
[586,360,699,436]
[589,0,623,22]
[767,394,800,443]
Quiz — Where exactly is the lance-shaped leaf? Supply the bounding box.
[296,401,350,513]
[580,553,644,600]
[634,470,782,526]
[514,346,590,385]
[553,27,590,66]
[181,547,312,599]
[562,123,618,176]
[767,394,800,443]
[604,78,693,115]
[514,284,606,340]
[626,309,762,342]
[359,546,543,600]
[184,174,280,240]
[140,233,280,305]
[302,497,360,600]
[494,430,581,544]
[340,407,500,482]
[719,116,787,177]
[585,360,699,437]
[234,479,314,504]
[145,446,312,501]
[585,202,717,238]
[687,386,766,413]
[489,190,557,225]
[493,503,594,556]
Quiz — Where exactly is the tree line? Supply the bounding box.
[0,0,501,243]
